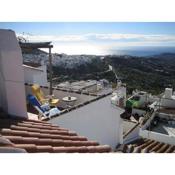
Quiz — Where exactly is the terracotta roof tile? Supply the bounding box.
[0,147,27,153]
[36,145,53,152]
[54,145,111,153]
[8,125,77,136]
[0,133,27,153]
[87,145,112,153]
[0,135,14,146]
[53,146,89,153]
[150,142,164,152]
[164,145,175,153]
[0,117,111,153]
[15,144,38,153]
[157,144,169,153]
[17,122,68,130]
[4,135,99,147]
[118,138,175,153]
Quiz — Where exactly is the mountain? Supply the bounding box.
[22,48,175,95]
[105,54,175,94]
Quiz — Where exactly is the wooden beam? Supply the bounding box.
[49,47,53,95]
[19,42,53,49]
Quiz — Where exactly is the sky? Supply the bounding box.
[1,22,175,54]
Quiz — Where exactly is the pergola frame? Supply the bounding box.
[19,42,53,95]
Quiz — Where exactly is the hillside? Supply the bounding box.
[105,53,175,94]
[22,49,175,95]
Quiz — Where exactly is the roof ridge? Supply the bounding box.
[15,123,69,131]
[4,126,77,136]
[14,144,111,153]
[4,135,99,147]
[1,129,87,141]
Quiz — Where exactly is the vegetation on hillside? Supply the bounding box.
[22,47,175,95]
[52,53,175,95]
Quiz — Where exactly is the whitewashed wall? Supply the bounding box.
[50,96,124,150]
[123,120,137,134]
[84,84,97,93]
[132,108,146,116]
[140,129,175,145]
[123,125,140,144]
[23,65,48,86]
[0,29,27,118]
[0,67,7,109]
[161,98,175,108]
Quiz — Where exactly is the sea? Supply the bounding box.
[107,46,175,57]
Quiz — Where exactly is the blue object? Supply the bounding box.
[27,94,45,112]
[27,94,61,119]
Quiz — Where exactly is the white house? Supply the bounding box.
[161,88,175,108]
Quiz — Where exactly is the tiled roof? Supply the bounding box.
[0,117,111,153]
[117,138,175,153]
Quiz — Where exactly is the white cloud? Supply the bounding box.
[17,33,86,42]
[17,33,175,44]
[52,43,106,55]
[90,33,175,42]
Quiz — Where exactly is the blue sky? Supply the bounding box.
[1,22,175,54]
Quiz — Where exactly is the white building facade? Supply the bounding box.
[50,95,124,150]
[0,29,27,118]
[23,63,48,86]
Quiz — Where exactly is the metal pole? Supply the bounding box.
[49,47,52,95]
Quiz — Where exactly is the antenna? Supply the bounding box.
[108,64,121,83]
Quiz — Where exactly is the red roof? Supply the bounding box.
[0,117,111,153]
[117,138,175,153]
